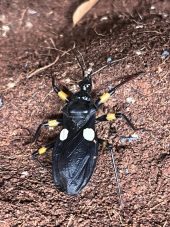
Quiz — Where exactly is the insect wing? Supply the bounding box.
[52,118,98,195]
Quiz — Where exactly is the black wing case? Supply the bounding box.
[52,117,98,195]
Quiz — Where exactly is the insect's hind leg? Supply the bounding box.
[98,136,124,207]
[108,144,124,208]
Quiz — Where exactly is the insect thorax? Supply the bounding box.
[63,96,96,130]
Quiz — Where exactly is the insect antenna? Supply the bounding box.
[91,56,127,76]
[108,70,145,95]
[109,145,124,208]
[72,49,87,77]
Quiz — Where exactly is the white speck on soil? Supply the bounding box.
[126,97,135,104]
[25,21,33,29]
[1,25,10,37]
[100,16,108,21]
[7,82,16,89]
[27,8,38,15]
[21,171,29,178]
[0,14,6,23]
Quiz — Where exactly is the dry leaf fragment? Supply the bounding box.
[73,0,99,26]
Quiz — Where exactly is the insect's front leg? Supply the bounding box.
[95,71,145,108]
[52,76,70,102]
[32,116,63,143]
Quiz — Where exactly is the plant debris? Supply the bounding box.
[73,0,99,26]
[120,134,139,144]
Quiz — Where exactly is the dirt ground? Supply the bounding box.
[0,0,170,226]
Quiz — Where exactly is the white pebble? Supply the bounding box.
[135,50,142,56]
[135,24,144,29]
[21,171,29,178]
[7,82,16,89]
[0,14,6,23]
[100,16,108,21]
[27,9,38,15]
[1,25,10,37]
[126,97,135,104]
[25,21,33,29]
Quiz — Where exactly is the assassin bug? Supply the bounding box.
[32,52,144,198]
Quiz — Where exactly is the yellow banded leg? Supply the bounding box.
[115,112,136,130]
[38,146,48,155]
[32,141,55,166]
[57,91,68,101]
[31,146,48,161]
[99,93,111,104]
[33,118,62,143]
[48,120,60,128]
[96,113,116,122]
[106,113,116,121]
[97,112,136,130]
[52,76,69,102]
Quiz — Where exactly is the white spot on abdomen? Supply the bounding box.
[60,128,69,141]
[83,128,95,141]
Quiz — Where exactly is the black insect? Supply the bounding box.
[32,52,144,199]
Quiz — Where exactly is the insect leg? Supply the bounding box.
[52,76,69,102]
[97,112,149,132]
[115,112,136,130]
[98,137,124,207]
[97,113,135,130]
[32,140,55,166]
[95,71,145,108]
[32,116,63,143]
[108,144,124,208]
[96,113,117,122]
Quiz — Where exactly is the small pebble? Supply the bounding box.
[0,14,6,23]
[161,49,170,59]
[126,97,135,104]
[20,171,29,178]
[125,168,129,175]
[7,82,16,89]
[27,9,38,15]
[120,133,139,143]
[100,16,108,21]
[150,5,155,10]
[65,78,71,84]
[162,13,168,18]
[135,24,144,29]
[135,50,143,56]
[0,96,3,108]
[25,21,33,29]
[1,25,10,37]
[107,56,112,64]
[131,133,139,140]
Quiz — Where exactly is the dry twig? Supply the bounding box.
[27,45,75,79]
[27,56,59,79]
